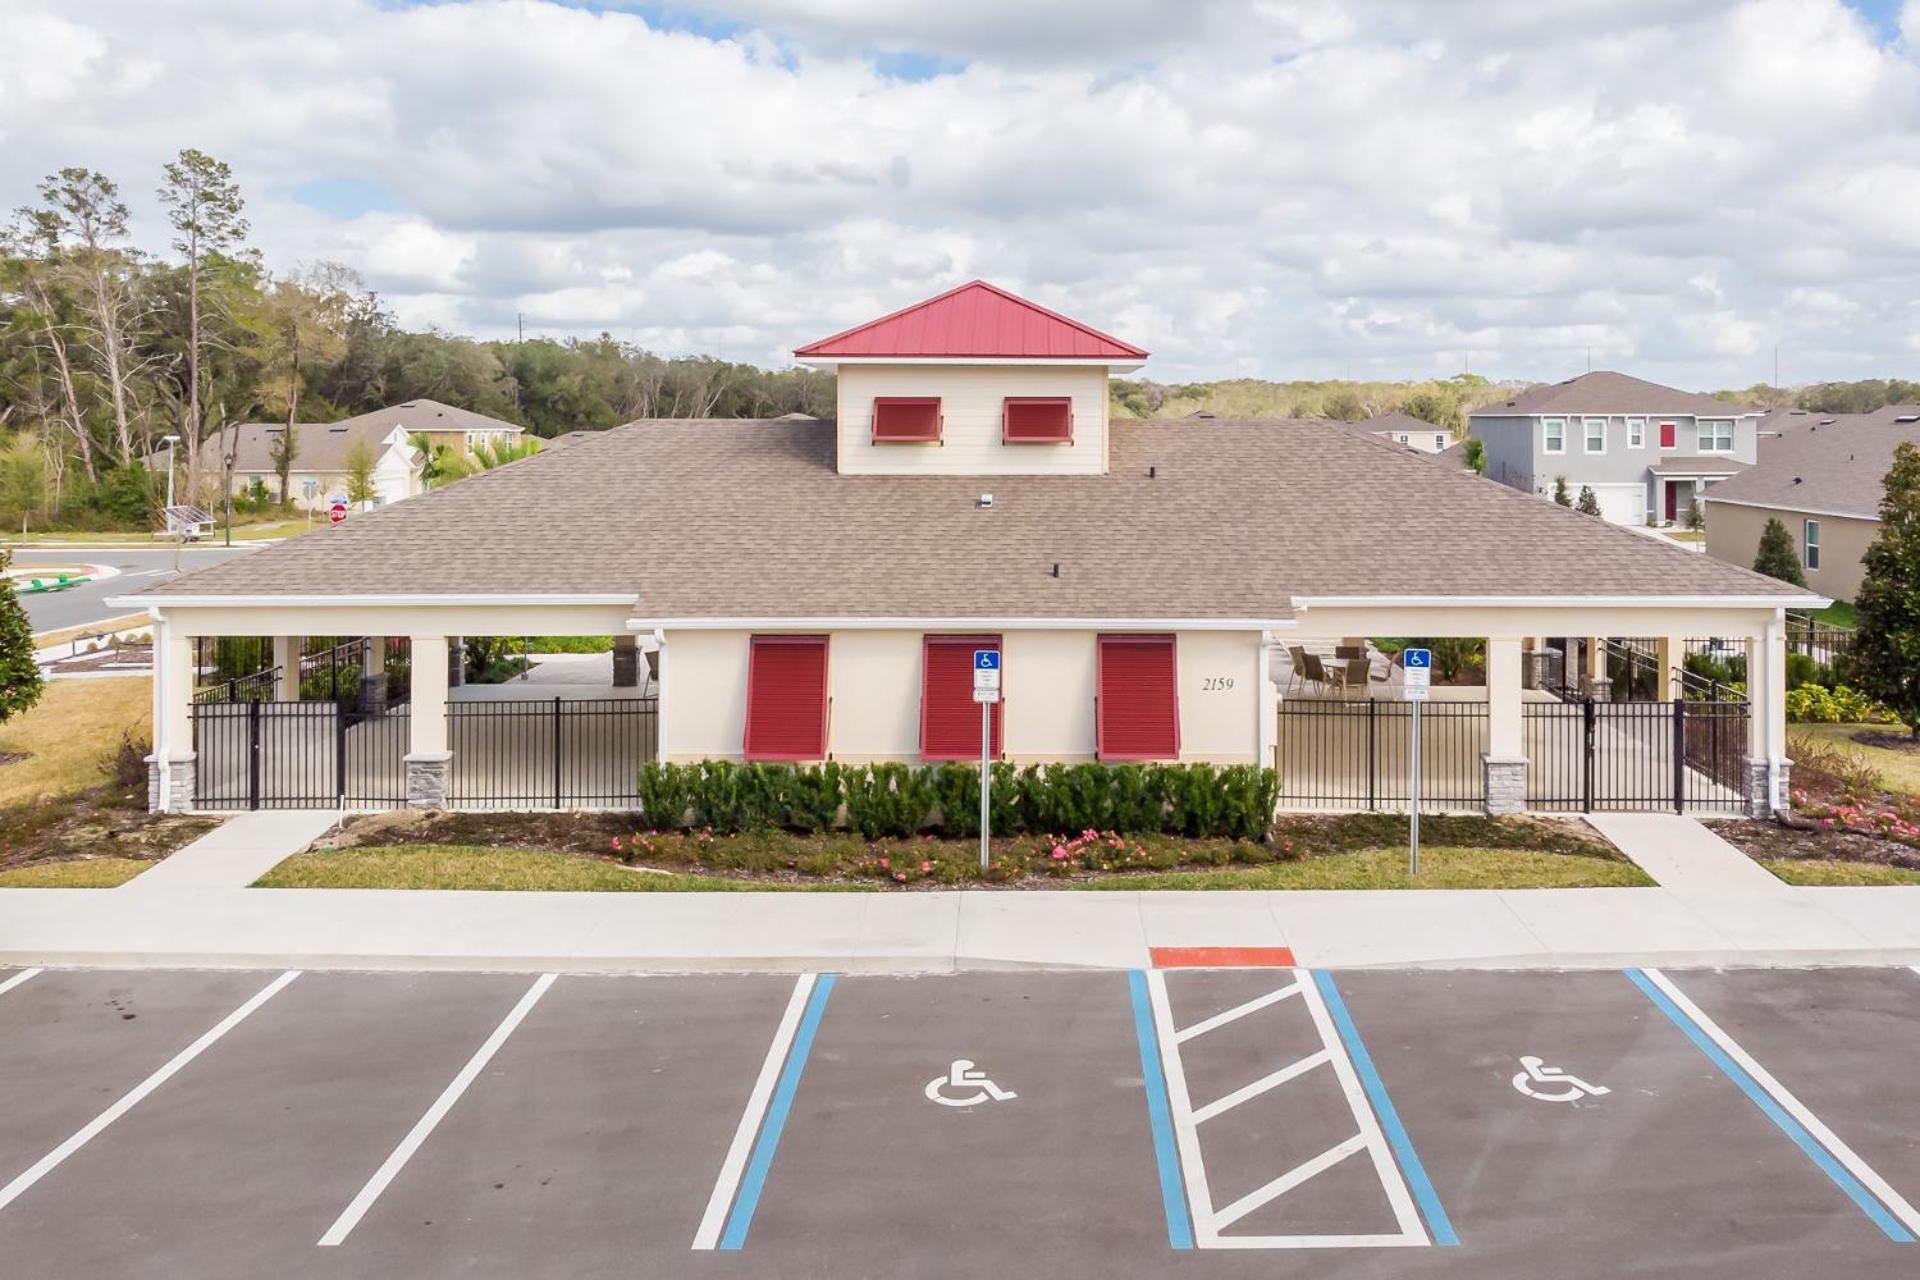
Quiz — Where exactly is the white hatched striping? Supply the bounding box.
[1146,969,1429,1250]
[0,968,45,998]
[1175,979,1303,1044]
[1191,1050,1332,1124]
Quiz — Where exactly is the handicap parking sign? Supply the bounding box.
[973,651,1000,671]
[1402,647,1431,701]
[1404,648,1431,669]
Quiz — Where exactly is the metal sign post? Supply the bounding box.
[973,650,1002,870]
[1402,648,1432,877]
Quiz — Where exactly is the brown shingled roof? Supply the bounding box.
[1705,405,1920,519]
[1469,371,1754,419]
[140,417,1808,616]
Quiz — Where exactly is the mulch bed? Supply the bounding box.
[1711,817,1920,872]
[1848,730,1920,754]
[0,787,219,874]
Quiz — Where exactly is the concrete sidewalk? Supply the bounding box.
[1586,813,1792,892]
[120,811,338,893]
[1,878,1916,973]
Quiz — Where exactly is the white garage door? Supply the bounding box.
[1588,483,1648,526]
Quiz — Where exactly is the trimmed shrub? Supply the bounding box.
[637,762,696,829]
[930,764,981,838]
[843,763,936,838]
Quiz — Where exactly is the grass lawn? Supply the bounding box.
[1074,846,1651,890]
[258,838,1646,892]
[1790,724,1920,798]
[0,677,150,807]
[255,846,859,892]
[0,858,152,888]
[1809,601,1857,629]
[1661,530,1705,544]
[1761,858,1920,886]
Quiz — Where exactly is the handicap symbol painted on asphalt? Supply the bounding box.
[925,1059,1018,1108]
[1511,1055,1610,1103]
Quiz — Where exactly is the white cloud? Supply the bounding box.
[1,0,1917,386]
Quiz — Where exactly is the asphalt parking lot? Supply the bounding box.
[0,964,1917,1279]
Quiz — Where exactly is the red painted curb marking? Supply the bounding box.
[1149,946,1296,969]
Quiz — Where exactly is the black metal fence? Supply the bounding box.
[448,698,658,809]
[191,700,410,810]
[1274,700,1490,810]
[1525,698,1748,814]
[193,668,279,704]
[1275,695,1750,814]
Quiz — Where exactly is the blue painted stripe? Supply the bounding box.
[1129,971,1194,1249]
[719,973,837,1250]
[1312,971,1459,1246]
[1625,968,1914,1244]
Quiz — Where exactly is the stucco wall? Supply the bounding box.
[1706,501,1873,603]
[834,363,1110,476]
[658,626,1265,765]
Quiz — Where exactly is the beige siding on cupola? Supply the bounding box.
[835,363,1111,475]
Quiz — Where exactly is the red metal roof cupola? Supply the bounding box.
[794,280,1147,366]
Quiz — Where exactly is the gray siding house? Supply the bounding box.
[1470,371,1760,526]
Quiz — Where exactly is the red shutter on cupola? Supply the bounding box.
[921,635,1002,761]
[1097,635,1180,760]
[744,636,829,761]
[872,397,942,443]
[1003,397,1074,443]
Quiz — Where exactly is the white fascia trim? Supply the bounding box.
[113,593,640,609]
[1700,496,1875,522]
[1289,594,1830,609]
[627,616,1295,632]
[795,355,1146,373]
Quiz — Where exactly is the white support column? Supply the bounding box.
[406,635,450,808]
[1746,614,1790,816]
[361,635,388,714]
[1655,635,1684,702]
[273,636,301,702]
[1257,633,1277,769]
[148,617,196,812]
[1483,636,1527,814]
[1583,634,1609,699]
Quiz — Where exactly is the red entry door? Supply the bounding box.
[1665,482,1678,522]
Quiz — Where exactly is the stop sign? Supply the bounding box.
[329,501,348,525]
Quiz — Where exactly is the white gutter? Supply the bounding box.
[652,627,669,761]
[108,593,641,609]
[625,616,1297,632]
[1766,610,1785,815]
[1290,593,1831,610]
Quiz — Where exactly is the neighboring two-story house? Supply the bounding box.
[1469,371,1762,526]
[1352,411,1453,454]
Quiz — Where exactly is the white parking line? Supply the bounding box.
[1145,969,1428,1249]
[0,968,44,998]
[693,973,817,1251]
[317,973,557,1248]
[1640,968,1920,1240]
[0,970,299,1214]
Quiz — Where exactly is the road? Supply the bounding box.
[6,545,260,635]
[1,964,1917,1278]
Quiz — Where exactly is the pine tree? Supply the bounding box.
[1553,475,1572,507]
[1576,485,1602,516]
[1853,442,1920,736]
[0,552,47,725]
[1752,516,1807,587]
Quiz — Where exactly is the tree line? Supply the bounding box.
[0,151,833,531]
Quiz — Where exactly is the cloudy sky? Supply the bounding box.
[4,0,1918,387]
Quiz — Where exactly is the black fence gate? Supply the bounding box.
[1525,698,1747,813]
[1274,700,1490,810]
[447,697,659,809]
[191,701,410,810]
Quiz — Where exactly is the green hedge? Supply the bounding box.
[636,760,1280,841]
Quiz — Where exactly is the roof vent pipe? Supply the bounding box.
[1051,562,1061,578]
[1149,465,1157,478]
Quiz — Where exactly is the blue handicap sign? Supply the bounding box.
[973,650,1001,671]
[1404,648,1432,669]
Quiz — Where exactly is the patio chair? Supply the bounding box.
[1285,645,1311,695]
[644,648,660,690]
[1301,652,1331,696]
[1325,656,1372,699]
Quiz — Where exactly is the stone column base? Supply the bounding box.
[405,752,452,809]
[146,753,197,813]
[1744,757,1792,819]
[612,635,640,687]
[448,639,465,688]
[360,673,389,717]
[1585,676,1612,703]
[1483,755,1528,815]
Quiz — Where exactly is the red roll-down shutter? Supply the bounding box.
[744,636,829,761]
[921,635,1002,761]
[1097,634,1179,760]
